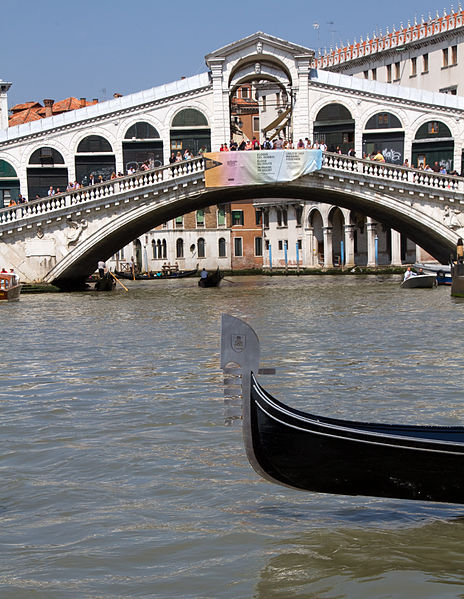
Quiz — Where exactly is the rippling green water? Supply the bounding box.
[2,275,464,598]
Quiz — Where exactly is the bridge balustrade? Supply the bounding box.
[0,156,205,226]
[324,152,464,192]
[0,152,463,228]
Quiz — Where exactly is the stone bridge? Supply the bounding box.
[1,151,463,288]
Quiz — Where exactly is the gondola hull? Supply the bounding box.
[220,314,464,504]
[115,268,198,280]
[249,374,464,503]
[198,268,223,287]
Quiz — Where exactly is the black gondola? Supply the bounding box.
[114,268,198,280]
[198,267,223,288]
[94,273,116,291]
[220,314,464,504]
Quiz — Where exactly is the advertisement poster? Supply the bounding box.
[204,149,323,188]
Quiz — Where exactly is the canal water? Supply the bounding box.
[2,275,464,598]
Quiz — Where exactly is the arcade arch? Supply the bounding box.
[362,111,404,164]
[123,122,163,172]
[170,109,210,156]
[0,159,19,207]
[27,147,68,199]
[75,135,116,185]
[412,120,454,170]
[313,103,355,153]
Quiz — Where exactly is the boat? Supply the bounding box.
[198,267,223,288]
[0,272,21,301]
[94,273,116,291]
[413,262,451,285]
[114,267,198,280]
[220,314,464,503]
[400,273,437,288]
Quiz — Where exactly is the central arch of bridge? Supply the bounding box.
[45,167,459,289]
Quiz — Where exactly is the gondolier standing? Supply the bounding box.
[98,260,105,278]
[200,268,208,281]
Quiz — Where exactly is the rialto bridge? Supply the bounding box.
[2,31,464,285]
[0,152,463,287]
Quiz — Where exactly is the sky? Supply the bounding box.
[0,0,453,108]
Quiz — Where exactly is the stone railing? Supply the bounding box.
[2,151,464,228]
[323,152,464,194]
[0,156,205,226]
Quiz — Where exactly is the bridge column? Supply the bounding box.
[323,226,333,268]
[391,229,402,265]
[366,219,377,266]
[305,226,316,266]
[292,56,311,143]
[209,58,230,150]
[343,224,356,267]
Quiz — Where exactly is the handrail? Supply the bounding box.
[0,156,205,226]
[1,151,464,227]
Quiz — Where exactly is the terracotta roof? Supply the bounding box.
[8,107,43,127]
[10,101,42,113]
[8,97,99,126]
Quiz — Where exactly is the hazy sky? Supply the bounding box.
[1,0,451,107]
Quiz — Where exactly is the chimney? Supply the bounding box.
[43,99,54,118]
[80,97,86,108]
[92,98,98,104]
[113,93,122,98]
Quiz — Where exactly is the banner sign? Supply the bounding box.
[204,149,323,188]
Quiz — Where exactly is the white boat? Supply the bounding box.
[413,263,451,285]
[400,274,437,289]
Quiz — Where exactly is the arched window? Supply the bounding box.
[218,237,226,258]
[29,147,65,165]
[415,121,452,139]
[196,209,204,227]
[152,240,156,259]
[172,109,208,128]
[162,239,167,259]
[0,159,17,177]
[77,135,112,153]
[365,112,402,129]
[315,104,353,122]
[157,240,162,259]
[198,237,205,258]
[176,238,184,259]
[125,122,160,139]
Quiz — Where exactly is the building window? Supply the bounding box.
[371,68,377,81]
[277,209,282,227]
[253,116,259,132]
[176,238,184,258]
[295,206,303,226]
[232,210,244,226]
[297,239,302,250]
[196,209,204,227]
[428,122,439,135]
[234,237,243,257]
[217,206,225,226]
[394,62,400,80]
[265,239,270,251]
[278,240,283,250]
[255,209,262,226]
[363,70,368,79]
[255,236,263,256]
[422,53,429,73]
[282,209,288,227]
[162,239,167,259]
[386,64,392,83]
[410,57,417,77]
[443,48,449,68]
[378,113,389,126]
[263,210,269,228]
[452,45,458,65]
[241,87,249,99]
[262,95,267,112]
[198,237,205,258]
[218,237,226,257]
[175,215,183,228]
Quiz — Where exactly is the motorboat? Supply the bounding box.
[400,274,437,288]
[413,262,451,285]
[0,272,21,301]
[220,314,464,503]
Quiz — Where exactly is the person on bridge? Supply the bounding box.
[372,150,385,162]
